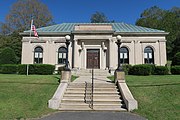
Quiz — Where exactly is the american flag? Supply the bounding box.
[31,19,38,37]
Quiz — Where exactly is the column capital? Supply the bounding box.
[109,38,116,42]
[73,38,78,41]
[134,40,140,43]
[158,39,166,42]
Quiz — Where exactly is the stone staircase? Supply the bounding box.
[59,82,126,111]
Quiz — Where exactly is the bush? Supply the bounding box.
[171,52,180,66]
[0,47,17,64]
[171,66,180,75]
[18,64,27,74]
[18,64,55,75]
[0,64,2,73]
[0,64,17,74]
[154,66,169,75]
[129,64,152,76]
[122,64,132,75]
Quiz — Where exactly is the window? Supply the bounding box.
[120,47,129,64]
[34,46,43,64]
[58,47,67,64]
[144,46,154,64]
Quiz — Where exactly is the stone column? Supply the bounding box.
[134,40,142,64]
[109,38,114,69]
[101,42,106,69]
[158,40,167,66]
[73,39,79,68]
[81,42,85,69]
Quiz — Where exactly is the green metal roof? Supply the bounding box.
[24,22,165,33]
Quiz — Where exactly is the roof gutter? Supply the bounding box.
[19,32,71,36]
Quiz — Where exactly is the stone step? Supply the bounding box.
[58,107,126,111]
[63,95,120,99]
[64,91,119,94]
[67,85,117,89]
[59,103,126,111]
[93,107,126,111]
[75,70,110,73]
[76,74,110,76]
[61,99,122,104]
[66,88,118,92]
[64,92,120,96]
[72,69,111,76]
[60,103,124,108]
[60,103,123,106]
[68,83,115,87]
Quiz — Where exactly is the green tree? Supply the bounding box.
[136,6,165,29]
[90,11,114,23]
[172,32,180,56]
[0,32,22,63]
[136,6,180,59]
[1,0,53,34]
[0,47,17,64]
[171,52,180,66]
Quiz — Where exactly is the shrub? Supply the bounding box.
[0,64,2,73]
[146,64,156,74]
[18,64,55,75]
[154,66,169,75]
[171,52,180,66]
[171,66,180,75]
[122,64,132,75]
[18,64,27,74]
[129,64,152,76]
[0,47,17,64]
[0,64,17,74]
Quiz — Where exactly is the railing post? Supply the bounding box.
[84,82,87,103]
[92,69,94,109]
[84,69,94,109]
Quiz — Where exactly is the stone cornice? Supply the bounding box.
[20,31,169,37]
[114,32,169,36]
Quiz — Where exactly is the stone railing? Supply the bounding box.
[115,71,138,111]
[48,71,71,109]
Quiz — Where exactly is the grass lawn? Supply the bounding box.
[109,75,180,120]
[0,74,61,120]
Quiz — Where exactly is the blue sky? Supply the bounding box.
[0,0,179,25]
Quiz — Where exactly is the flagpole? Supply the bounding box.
[30,19,33,37]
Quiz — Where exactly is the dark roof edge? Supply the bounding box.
[19,32,71,36]
[20,31,169,36]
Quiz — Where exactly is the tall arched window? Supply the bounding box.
[144,46,154,64]
[58,47,67,64]
[34,46,43,64]
[120,47,129,64]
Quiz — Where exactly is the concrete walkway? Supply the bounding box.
[73,75,112,83]
[39,111,146,120]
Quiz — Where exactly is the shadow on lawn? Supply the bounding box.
[0,76,61,85]
[0,81,59,85]
[53,76,61,83]
[129,83,180,87]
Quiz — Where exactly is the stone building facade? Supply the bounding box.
[20,23,168,70]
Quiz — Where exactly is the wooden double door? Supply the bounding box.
[87,49,100,69]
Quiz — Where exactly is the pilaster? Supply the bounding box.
[73,39,79,68]
[109,38,117,69]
